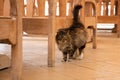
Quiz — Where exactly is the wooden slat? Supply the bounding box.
[23,17,49,35]
[97,16,118,23]
[23,17,71,35]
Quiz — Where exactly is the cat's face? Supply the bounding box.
[56,29,73,52]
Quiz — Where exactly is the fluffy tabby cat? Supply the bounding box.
[56,5,88,62]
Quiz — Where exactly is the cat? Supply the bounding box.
[56,5,88,62]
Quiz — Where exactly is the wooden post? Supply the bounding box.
[26,0,34,17]
[38,0,45,17]
[10,0,23,80]
[48,0,56,67]
[0,0,4,16]
[59,0,67,17]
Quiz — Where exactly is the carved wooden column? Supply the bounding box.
[26,0,34,17]
[0,0,4,16]
[103,2,107,16]
[3,0,10,16]
[89,4,95,16]
[59,0,67,17]
[85,3,89,17]
[106,0,109,16]
[38,0,45,17]
[96,1,102,16]
[89,4,93,16]
[48,0,56,67]
[114,1,118,15]
[110,0,115,16]
[67,0,73,16]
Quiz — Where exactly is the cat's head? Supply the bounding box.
[56,29,73,52]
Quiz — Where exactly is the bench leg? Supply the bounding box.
[11,40,22,80]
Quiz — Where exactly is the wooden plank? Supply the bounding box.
[22,17,70,35]
[48,0,56,67]
[23,17,49,35]
[97,16,118,23]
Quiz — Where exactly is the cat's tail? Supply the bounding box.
[72,5,82,23]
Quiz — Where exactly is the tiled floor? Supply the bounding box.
[0,33,120,80]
